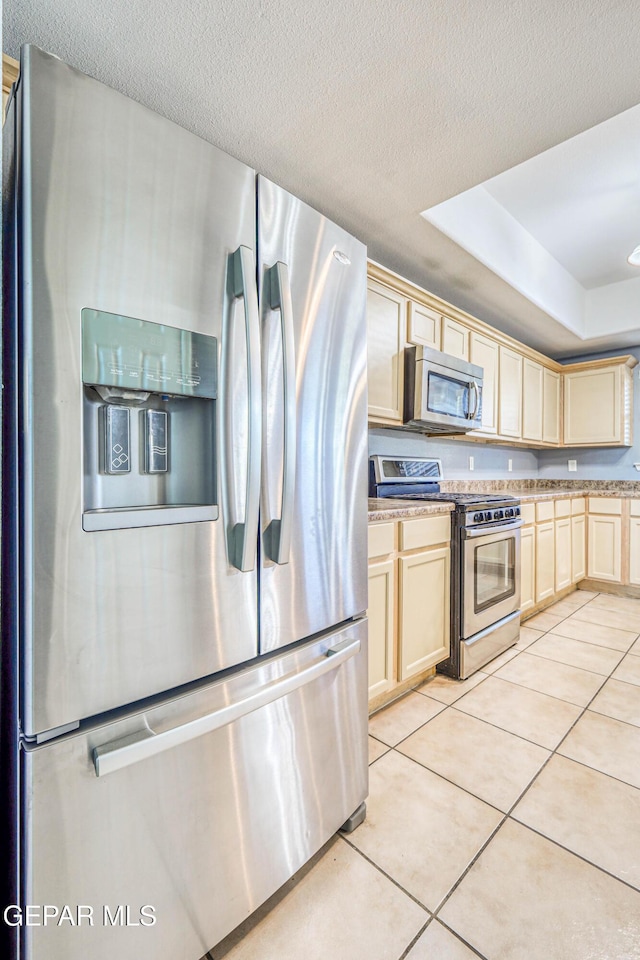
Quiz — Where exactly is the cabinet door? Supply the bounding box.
[543,368,561,444]
[522,359,543,442]
[499,346,523,438]
[520,526,536,613]
[571,514,586,583]
[441,317,469,360]
[535,521,556,603]
[630,517,640,586]
[367,559,395,700]
[407,301,440,348]
[366,280,406,422]
[588,515,622,582]
[470,332,499,435]
[399,547,450,681]
[564,367,623,445]
[555,517,572,592]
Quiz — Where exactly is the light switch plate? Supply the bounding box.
[567,459,577,472]
[469,455,475,471]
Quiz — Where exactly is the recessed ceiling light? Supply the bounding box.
[627,245,640,266]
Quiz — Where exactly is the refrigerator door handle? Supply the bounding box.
[93,637,361,777]
[228,245,262,571]
[264,261,297,564]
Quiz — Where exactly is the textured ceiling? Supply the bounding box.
[6,0,640,357]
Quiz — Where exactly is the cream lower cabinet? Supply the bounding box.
[535,520,556,603]
[398,546,450,680]
[571,514,586,582]
[367,559,395,699]
[630,501,640,586]
[520,524,536,613]
[587,498,622,582]
[368,515,451,706]
[555,517,572,592]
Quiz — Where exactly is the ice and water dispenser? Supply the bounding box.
[81,309,217,531]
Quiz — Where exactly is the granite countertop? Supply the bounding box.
[438,480,640,502]
[368,498,455,521]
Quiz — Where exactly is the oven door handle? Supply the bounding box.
[462,518,523,539]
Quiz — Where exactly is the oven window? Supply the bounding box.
[474,536,516,613]
[427,371,469,418]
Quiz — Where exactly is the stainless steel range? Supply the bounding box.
[369,456,522,679]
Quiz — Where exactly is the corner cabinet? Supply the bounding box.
[564,359,635,447]
[367,513,451,711]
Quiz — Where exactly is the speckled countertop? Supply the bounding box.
[368,498,455,521]
[368,481,640,520]
[439,480,640,498]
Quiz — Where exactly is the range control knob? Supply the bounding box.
[474,512,485,522]
[515,506,521,516]
[494,510,504,521]
[484,511,492,522]
[505,507,514,519]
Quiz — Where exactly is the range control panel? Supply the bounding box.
[469,506,521,526]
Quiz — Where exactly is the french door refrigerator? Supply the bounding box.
[1,46,368,960]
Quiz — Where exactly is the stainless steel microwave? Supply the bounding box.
[404,345,484,433]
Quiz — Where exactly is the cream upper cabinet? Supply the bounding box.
[407,301,440,349]
[543,369,561,444]
[441,317,469,360]
[535,521,555,603]
[555,517,572,592]
[499,346,523,439]
[367,559,395,700]
[522,359,543,443]
[398,547,450,681]
[564,361,634,446]
[520,524,536,613]
[366,280,406,423]
[571,514,586,582]
[470,332,499,435]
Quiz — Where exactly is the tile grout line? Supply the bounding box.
[359,591,640,953]
[394,918,432,960]
[430,599,640,921]
[339,833,434,917]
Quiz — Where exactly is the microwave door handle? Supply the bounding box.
[229,246,262,571]
[264,262,296,564]
[468,380,480,420]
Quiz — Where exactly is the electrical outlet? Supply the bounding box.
[469,456,475,472]
[508,459,513,472]
[568,459,577,472]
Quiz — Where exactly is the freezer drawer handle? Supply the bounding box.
[228,245,262,571]
[93,637,361,777]
[263,261,296,565]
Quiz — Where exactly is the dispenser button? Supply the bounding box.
[104,406,130,474]
[145,409,169,474]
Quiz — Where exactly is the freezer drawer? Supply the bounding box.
[21,619,368,960]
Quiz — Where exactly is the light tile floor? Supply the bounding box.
[209,591,640,960]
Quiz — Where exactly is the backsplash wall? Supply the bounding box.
[368,428,539,480]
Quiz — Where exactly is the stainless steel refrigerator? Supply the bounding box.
[1,45,368,960]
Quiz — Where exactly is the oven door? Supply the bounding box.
[462,521,521,638]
